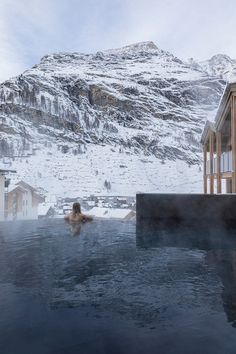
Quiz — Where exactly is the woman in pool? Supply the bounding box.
[64,202,93,223]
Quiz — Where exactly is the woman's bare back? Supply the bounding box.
[65,212,92,223]
[64,202,93,225]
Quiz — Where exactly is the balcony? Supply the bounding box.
[206,151,232,174]
[220,151,232,173]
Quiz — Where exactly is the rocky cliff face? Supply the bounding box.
[0,42,228,197]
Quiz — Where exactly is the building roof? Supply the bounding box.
[201,81,236,144]
[38,203,55,216]
[214,81,236,128]
[8,185,28,194]
[8,181,44,202]
[201,120,216,144]
[16,181,37,192]
[89,207,135,219]
[0,169,16,175]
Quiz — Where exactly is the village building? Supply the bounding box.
[87,200,96,208]
[6,181,44,221]
[201,82,236,194]
[0,169,16,222]
[89,207,136,220]
[0,171,6,222]
[38,203,55,218]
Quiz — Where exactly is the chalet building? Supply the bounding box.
[201,82,236,194]
[0,171,5,222]
[6,181,44,221]
[0,169,16,221]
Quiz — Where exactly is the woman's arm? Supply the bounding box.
[81,214,93,222]
[64,213,71,223]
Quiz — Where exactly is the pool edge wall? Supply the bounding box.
[136,193,236,225]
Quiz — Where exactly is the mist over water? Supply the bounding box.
[1,219,236,354]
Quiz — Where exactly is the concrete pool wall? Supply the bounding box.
[136,193,236,223]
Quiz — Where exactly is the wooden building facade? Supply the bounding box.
[201,82,236,194]
[5,181,44,221]
[0,169,16,221]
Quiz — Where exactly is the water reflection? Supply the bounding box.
[207,250,236,328]
[136,220,236,328]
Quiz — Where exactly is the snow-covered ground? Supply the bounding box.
[4,142,202,201]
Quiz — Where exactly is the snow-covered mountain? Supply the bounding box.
[189,54,236,81]
[0,41,228,199]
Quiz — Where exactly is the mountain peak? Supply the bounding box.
[39,41,159,65]
[104,41,158,54]
[209,54,233,63]
[196,53,236,80]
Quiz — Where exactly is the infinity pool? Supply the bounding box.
[1,219,236,354]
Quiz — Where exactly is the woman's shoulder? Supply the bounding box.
[64,212,93,223]
[64,213,71,221]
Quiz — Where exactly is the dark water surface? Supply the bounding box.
[1,219,236,354]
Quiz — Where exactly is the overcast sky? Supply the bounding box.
[0,0,236,82]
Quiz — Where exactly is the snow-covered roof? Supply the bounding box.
[38,203,54,216]
[201,81,236,143]
[8,184,28,194]
[0,169,16,175]
[201,120,216,144]
[8,182,44,202]
[16,180,36,191]
[87,200,95,206]
[89,207,135,219]
[214,82,236,128]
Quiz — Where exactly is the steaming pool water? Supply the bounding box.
[1,218,236,354]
